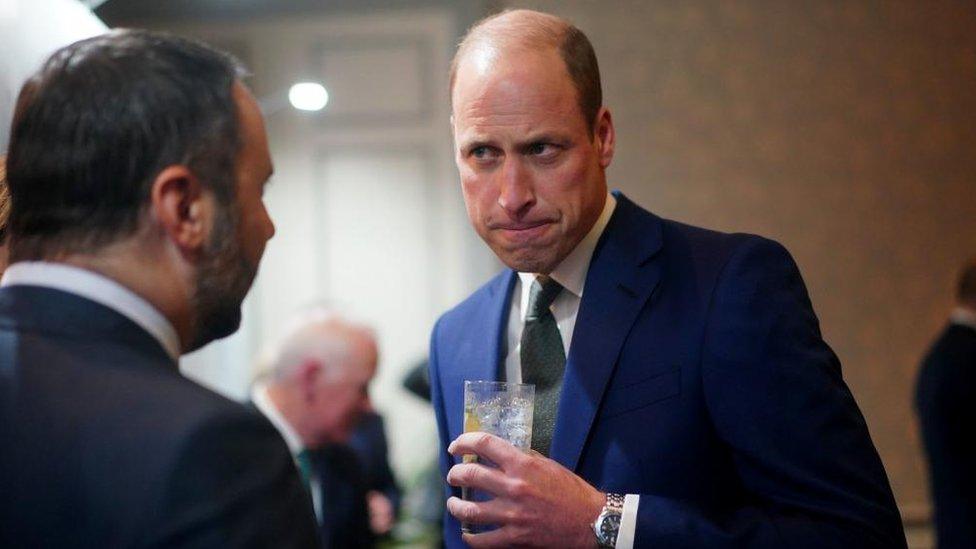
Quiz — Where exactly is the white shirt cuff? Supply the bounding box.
[615,494,639,549]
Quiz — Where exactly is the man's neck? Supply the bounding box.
[55,240,193,352]
[263,383,319,450]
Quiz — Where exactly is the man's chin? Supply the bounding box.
[496,252,559,275]
[186,306,243,352]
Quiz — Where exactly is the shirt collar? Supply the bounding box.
[1,261,181,361]
[251,382,305,456]
[950,307,976,331]
[518,193,617,314]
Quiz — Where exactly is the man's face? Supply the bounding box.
[312,336,377,445]
[451,46,614,274]
[190,83,275,350]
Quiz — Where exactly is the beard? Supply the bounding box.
[185,200,259,352]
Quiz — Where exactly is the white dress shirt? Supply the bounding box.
[503,193,638,549]
[950,307,976,331]
[0,261,181,361]
[251,383,323,520]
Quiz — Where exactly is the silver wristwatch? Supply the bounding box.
[593,492,624,548]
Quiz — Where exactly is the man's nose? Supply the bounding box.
[497,159,535,218]
[264,210,276,241]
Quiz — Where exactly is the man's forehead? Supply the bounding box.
[452,49,582,133]
[233,81,273,173]
[455,42,563,86]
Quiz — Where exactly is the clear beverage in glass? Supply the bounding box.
[460,380,534,533]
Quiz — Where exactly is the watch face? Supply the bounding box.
[599,514,621,543]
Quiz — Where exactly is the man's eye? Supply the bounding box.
[471,146,492,158]
[469,146,500,163]
[527,143,559,158]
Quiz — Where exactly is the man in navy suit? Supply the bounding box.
[0,30,318,547]
[916,259,976,549]
[429,9,905,548]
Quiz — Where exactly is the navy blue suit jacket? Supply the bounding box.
[915,323,976,549]
[429,193,905,548]
[0,285,318,547]
[348,412,402,518]
[310,445,374,549]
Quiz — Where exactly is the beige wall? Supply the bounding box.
[507,0,976,521]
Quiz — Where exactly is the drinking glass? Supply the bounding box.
[460,380,534,533]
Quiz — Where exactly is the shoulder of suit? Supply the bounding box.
[643,212,791,275]
[434,270,510,327]
[103,360,273,444]
[612,196,775,256]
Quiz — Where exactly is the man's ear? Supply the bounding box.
[593,107,616,169]
[149,165,213,254]
[299,359,322,403]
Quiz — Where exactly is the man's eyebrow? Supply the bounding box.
[516,132,569,146]
[459,138,494,151]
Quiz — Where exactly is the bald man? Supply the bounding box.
[429,9,905,549]
[252,312,379,549]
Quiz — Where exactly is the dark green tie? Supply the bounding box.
[521,276,566,456]
[295,449,314,493]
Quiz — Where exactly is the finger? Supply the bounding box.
[447,462,512,494]
[446,496,512,526]
[449,431,523,469]
[462,525,520,549]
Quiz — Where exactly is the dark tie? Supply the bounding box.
[295,449,314,493]
[521,275,566,456]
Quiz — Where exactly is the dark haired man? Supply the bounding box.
[0,29,318,547]
[430,9,905,549]
[916,259,976,549]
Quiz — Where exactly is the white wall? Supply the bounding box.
[0,0,106,151]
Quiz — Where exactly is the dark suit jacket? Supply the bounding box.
[429,192,905,548]
[311,445,373,549]
[348,412,401,516]
[916,322,976,549]
[0,285,319,548]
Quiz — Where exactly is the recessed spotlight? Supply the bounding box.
[288,82,329,112]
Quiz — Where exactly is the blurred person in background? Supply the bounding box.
[252,309,381,548]
[348,410,402,539]
[430,8,905,549]
[916,258,976,549]
[0,30,317,547]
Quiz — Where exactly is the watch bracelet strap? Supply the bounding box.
[606,492,625,513]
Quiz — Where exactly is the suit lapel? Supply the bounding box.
[549,194,665,471]
[444,271,517,441]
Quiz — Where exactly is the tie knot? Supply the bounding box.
[526,276,563,320]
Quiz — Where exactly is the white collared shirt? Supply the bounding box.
[950,307,976,332]
[0,261,181,361]
[503,193,638,549]
[251,382,322,520]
